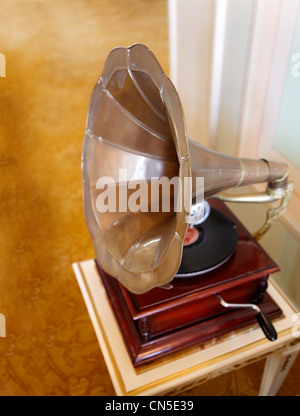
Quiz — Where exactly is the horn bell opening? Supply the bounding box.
[82,44,191,294]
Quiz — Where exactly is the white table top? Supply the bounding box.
[73,259,299,396]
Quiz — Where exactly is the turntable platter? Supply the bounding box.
[176,207,238,277]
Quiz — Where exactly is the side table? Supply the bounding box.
[73,259,300,396]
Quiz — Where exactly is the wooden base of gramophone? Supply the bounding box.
[97,199,282,367]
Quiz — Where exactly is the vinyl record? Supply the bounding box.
[176,207,238,277]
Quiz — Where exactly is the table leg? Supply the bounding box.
[259,344,300,396]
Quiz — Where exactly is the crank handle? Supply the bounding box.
[216,294,277,342]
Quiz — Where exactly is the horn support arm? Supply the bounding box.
[188,139,292,239]
[188,138,289,199]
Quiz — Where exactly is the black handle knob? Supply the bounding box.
[256,311,277,341]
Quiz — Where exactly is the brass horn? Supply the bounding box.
[82,44,292,294]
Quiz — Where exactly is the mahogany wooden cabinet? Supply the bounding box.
[97,199,282,366]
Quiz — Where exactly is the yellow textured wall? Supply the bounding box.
[0,0,168,395]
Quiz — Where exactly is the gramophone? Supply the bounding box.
[82,44,293,366]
